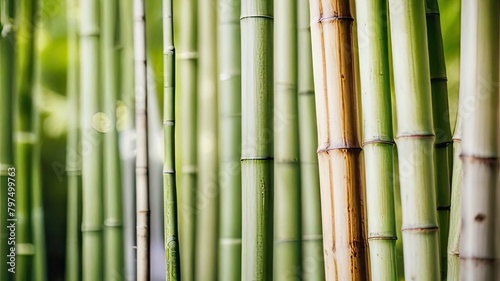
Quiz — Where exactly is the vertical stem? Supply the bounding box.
[356,0,398,280]
[459,0,499,279]
[274,0,301,279]
[102,0,124,279]
[308,0,369,279]
[241,0,274,280]
[133,0,150,279]
[163,0,181,279]
[388,0,440,279]
[66,0,81,279]
[176,0,198,277]
[217,0,242,280]
[80,0,104,279]
[297,0,324,279]
[195,0,219,279]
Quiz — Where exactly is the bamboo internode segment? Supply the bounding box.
[388,0,440,279]
[459,0,499,279]
[241,0,274,280]
[309,0,369,280]
[217,0,242,280]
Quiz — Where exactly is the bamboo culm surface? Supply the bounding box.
[163,0,181,278]
[217,0,242,280]
[241,0,274,280]
[309,0,369,279]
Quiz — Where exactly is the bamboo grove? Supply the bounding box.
[0,0,499,280]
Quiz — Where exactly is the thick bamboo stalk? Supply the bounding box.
[80,0,104,279]
[0,1,16,280]
[388,0,440,279]
[297,0,324,279]
[217,0,242,280]
[241,0,274,280]
[66,0,81,279]
[15,0,37,279]
[195,0,219,279]
[163,0,181,279]
[308,0,369,279]
[102,0,124,279]
[425,1,453,277]
[176,0,198,278]
[459,0,499,279]
[133,0,150,279]
[356,0,397,280]
[274,0,301,279]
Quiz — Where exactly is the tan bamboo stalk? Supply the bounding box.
[459,0,499,279]
[133,0,150,279]
[308,0,369,279]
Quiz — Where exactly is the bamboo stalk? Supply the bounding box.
[80,0,104,279]
[195,0,219,279]
[459,0,499,279]
[176,0,198,277]
[102,0,124,279]
[274,0,301,279]
[355,0,397,280]
[133,0,150,279]
[241,0,274,280]
[163,0,181,279]
[297,0,324,279]
[217,0,242,279]
[0,1,16,280]
[388,0,440,279]
[308,0,369,279]
[66,0,81,279]
[15,0,37,279]
[447,123,461,281]
[425,1,453,277]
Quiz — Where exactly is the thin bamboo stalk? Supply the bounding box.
[217,0,242,280]
[425,1,453,277]
[176,0,198,277]
[308,0,369,279]
[356,0,397,280]
[274,0,301,279]
[297,0,324,279]
[0,1,16,280]
[15,0,37,279]
[447,123,461,281]
[195,0,219,279]
[388,0,440,279]
[66,0,81,279]
[459,0,499,279]
[241,0,274,280]
[80,0,104,279]
[163,0,181,279]
[133,0,150,279]
[102,0,124,279]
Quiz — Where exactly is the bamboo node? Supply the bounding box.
[401,225,439,233]
[240,14,274,21]
[459,154,498,165]
[104,219,123,227]
[430,76,448,83]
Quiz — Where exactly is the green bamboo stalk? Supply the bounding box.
[297,0,324,279]
[459,0,499,279]
[15,0,37,279]
[66,0,81,279]
[356,0,397,280]
[195,0,219,279]
[176,0,198,278]
[425,1,453,277]
[388,0,440,279]
[447,121,461,281]
[308,0,369,279]
[274,0,301,279]
[163,0,181,279]
[133,0,150,279]
[80,0,104,279]
[102,0,124,279]
[241,0,274,280]
[0,0,16,280]
[217,0,242,280]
